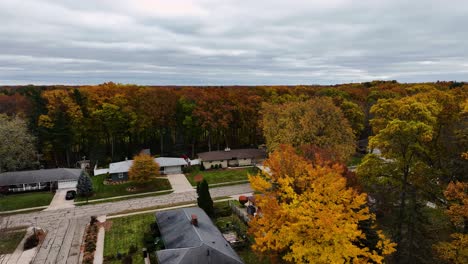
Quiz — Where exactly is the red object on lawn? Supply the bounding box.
[194,174,204,183]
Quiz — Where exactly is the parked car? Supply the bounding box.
[65,190,76,200]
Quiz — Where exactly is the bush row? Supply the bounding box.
[82,216,99,264]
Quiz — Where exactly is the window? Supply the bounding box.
[118,173,124,179]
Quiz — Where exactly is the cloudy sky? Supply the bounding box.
[0,0,467,85]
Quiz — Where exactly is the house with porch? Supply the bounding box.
[0,168,82,193]
[197,148,267,169]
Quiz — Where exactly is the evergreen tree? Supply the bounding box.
[197,179,214,216]
[77,171,93,203]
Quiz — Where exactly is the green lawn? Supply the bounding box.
[0,192,54,212]
[76,175,172,201]
[104,213,156,264]
[0,230,26,254]
[186,167,258,186]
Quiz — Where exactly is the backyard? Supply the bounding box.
[0,229,26,254]
[103,213,157,264]
[0,192,54,212]
[76,174,172,201]
[212,201,271,264]
[185,167,259,186]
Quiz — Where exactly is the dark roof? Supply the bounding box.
[155,207,243,264]
[197,148,266,162]
[0,168,81,186]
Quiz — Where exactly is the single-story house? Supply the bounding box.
[0,168,82,193]
[106,157,199,181]
[155,207,244,264]
[197,148,267,169]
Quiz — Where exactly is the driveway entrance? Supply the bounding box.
[44,188,75,211]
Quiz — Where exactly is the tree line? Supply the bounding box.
[1,80,463,169]
[0,80,467,262]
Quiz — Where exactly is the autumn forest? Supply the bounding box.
[0,81,467,263]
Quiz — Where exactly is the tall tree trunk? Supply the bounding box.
[395,166,409,262]
[208,130,212,152]
[160,129,164,156]
[66,149,70,168]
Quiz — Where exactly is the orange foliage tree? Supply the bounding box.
[128,153,160,183]
[434,181,468,264]
[248,145,395,263]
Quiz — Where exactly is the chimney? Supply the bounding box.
[191,214,198,227]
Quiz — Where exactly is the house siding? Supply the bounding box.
[110,172,128,181]
[202,160,228,169]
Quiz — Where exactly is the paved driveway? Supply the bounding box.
[44,189,75,211]
[166,174,195,193]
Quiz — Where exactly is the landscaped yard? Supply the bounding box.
[76,174,172,202]
[104,213,156,264]
[185,167,259,186]
[0,192,54,212]
[0,229,26,254]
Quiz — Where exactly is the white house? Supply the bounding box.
[98,157,199,181]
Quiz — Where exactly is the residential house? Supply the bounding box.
[197,148,266,169]
[155,207,244,264]
[103,157,199,181]
[0,168,81,193]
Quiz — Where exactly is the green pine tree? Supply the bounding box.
[77,171,93,203]
[197,179,214,216]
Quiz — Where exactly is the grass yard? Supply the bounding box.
[0,191,54,212]
[186,167,259,186]
[0,230,26,254]
[76,174,172,202]
[104,213,156,264]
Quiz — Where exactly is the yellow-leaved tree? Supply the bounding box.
[249,145,395,263]
[434,181,468,264]
[128,153,160,183]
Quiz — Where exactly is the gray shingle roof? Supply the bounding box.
[197,149,266,162]
[0,168,81,186]
[155,207,244,264]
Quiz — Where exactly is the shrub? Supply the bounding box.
[82,254,94,264]
[24,233,39,250]
[128,244,138,254]
[150,222,160,237]
[143,232,156,252]
[122,255,133,264]
[85,241,96,252]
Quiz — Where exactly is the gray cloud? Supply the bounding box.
[0,0,467,85]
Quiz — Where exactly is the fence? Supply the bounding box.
[228,200,251,224]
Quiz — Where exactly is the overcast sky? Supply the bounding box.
[0,0,467,85]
